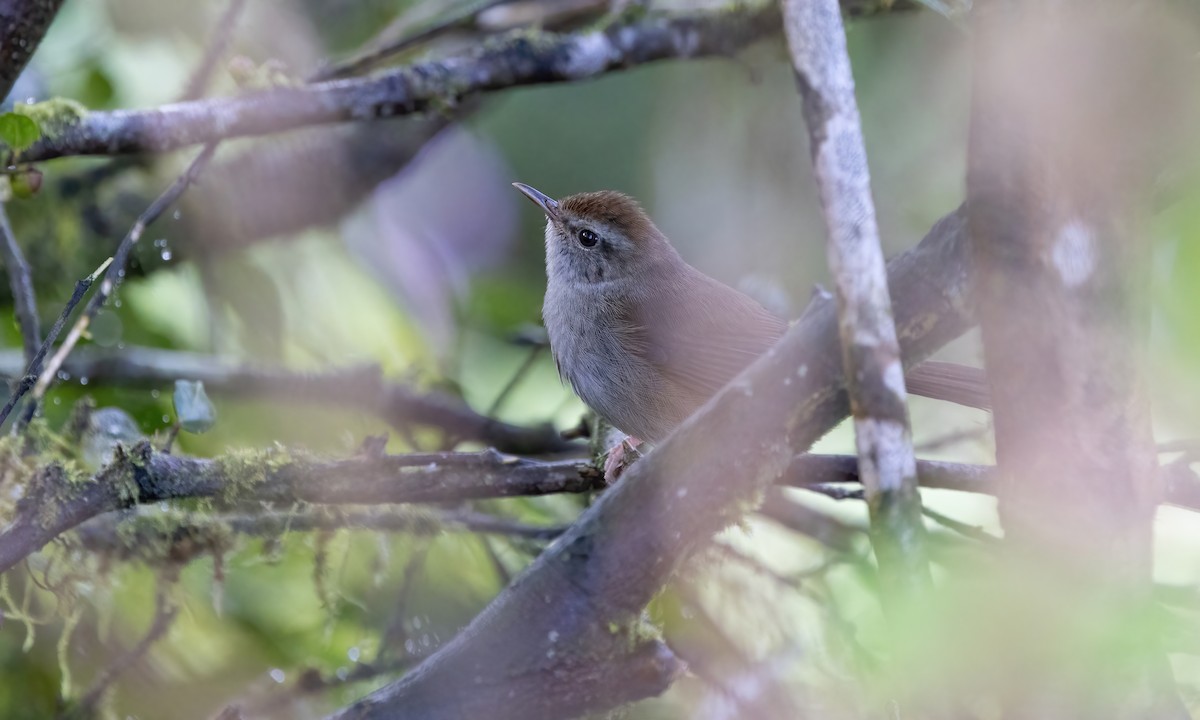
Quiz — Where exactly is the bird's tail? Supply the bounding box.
[905,361,992,411]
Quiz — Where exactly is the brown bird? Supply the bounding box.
[513,183,987,478]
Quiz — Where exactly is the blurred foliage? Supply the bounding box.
[0,1,1195,719]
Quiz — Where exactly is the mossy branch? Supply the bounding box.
[11,2,919,164]
[0,445,603,574]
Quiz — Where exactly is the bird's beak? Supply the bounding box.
[512,182,560,222]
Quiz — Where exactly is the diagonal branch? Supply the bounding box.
[0,0,66,101]
[325,204,975,720]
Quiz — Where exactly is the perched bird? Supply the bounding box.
[513,183,987,479]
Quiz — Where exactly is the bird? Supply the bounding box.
[512,183,988,479]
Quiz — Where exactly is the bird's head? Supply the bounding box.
[512,183,679,285]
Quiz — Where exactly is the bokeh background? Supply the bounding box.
[1,1,1199,717]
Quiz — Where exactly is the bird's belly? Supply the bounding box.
[544,294,674,441]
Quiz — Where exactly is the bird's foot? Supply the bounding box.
[603,436,644,483]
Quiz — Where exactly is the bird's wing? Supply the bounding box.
[632,270,787,405]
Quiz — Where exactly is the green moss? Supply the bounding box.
[11,98,87,139]
[214,446,293,505]
[103,447,141,507]
[35,464,79,529]
[108,511,235,564]
[24,417,78,465]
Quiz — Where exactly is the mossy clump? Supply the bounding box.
[110,511,235,565]
[214,445,295,505]
[11,98,88,139]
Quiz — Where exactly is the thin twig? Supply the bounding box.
[486,345,542,417]
[25,143,219,416]
[0,258,111,430]
[179,0,251,102]
[0,203,40,363]
[240,656,413,718]
[313,0,515,81]
[920,506,999,543]
[759,487,862,552]
[378,543,431,662]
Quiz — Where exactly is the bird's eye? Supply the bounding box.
[577,229,598,248]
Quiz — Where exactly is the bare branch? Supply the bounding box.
[782,453,992,494]
[782,0,930,595]
[759,487,861,553]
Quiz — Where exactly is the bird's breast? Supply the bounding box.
[542,282,674,441]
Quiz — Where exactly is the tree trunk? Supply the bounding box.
[967,2,1187,716]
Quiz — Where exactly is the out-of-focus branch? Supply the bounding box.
[782,454,993,494]
[325,204,976,720]
[0,446,602,574]
[782,0,930,598]
[179,0,250,102]
[186,116,453,255]
[72,579,178,718]
[318,0,918,83]
[0,203,40,363]
[0,0,65,101]
[72,506,567,563]
[0,346,575,454]
[759,487,861,553]
[15,5,784,163]
[964,5,1185,712]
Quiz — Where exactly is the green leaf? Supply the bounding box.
[173,380,217,433]
[0,112,41,150]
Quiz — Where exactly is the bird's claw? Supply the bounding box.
[603,436,644,483]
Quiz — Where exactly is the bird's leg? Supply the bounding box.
[603,436,644,482]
